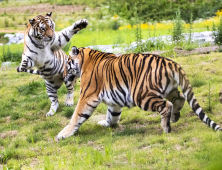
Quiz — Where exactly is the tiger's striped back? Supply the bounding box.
[56,47,221,140]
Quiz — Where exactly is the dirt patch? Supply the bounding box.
[141,145,151,150]
[29,158,39,168]
[134,123,146,129]
[0,3,84,14]
[186,111,196,117]
[175,46,220,56]
[174,144,182,151]
[148,46,221,57]
[0,130,18,139]
[6,116,10,123]
[115,46,221,57]
[0,146,4,152]
[87,140,104,151]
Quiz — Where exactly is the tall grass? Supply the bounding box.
[0,44,23,63]
[172,8,184,43]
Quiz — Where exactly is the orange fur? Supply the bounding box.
[56,47,221,140]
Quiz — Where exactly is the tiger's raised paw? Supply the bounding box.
[73,19,88,32]
[97,120,110,127]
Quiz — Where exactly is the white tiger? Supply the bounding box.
[17,12,88,116]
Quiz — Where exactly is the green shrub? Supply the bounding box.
[4,19,9,27]
[111,20,120,30]
[108,0,222,22]
[172,8,184,43]
[183,42,199,51]
[213,17,222,45]
[0,33,9,44]
[10,112,23,120]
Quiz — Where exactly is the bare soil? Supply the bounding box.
[0,3,84,14]
[0,130,18,139]
[115,46,221,57]
[147,46,221,57]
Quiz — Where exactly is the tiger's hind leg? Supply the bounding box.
[166,89,185,123]
[97,106,122,127]
[45,80,63,117]
[139,95,173,133]
[64,76,77,106]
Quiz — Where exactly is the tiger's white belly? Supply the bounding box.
[100,89,135,108]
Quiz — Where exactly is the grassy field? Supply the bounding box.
[1,52,222,169]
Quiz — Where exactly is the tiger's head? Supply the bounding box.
[28,12,55,42]
[64,46,81,82]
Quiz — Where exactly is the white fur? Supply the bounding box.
[18,17,88,116]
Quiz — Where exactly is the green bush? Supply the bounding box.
[172,8,184,42]
[0,33,9,44]
[4,18,9,27]
[108,0,222,22]
[10,112,23,120]
[213,17,222,45]
[111,20,120,30]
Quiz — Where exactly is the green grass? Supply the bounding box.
[1,52,222,169]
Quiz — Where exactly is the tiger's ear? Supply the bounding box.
[29,18,35,26]
[46,12,52,17]
[71,46,79,56]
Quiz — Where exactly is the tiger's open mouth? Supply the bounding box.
[43,37,52,42]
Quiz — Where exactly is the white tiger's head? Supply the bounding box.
[28,12,55,42]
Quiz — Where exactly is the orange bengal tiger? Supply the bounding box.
[56,46,222,140]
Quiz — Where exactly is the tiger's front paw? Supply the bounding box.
[97,120,110,127]
[65,92,74,106]
[65,98,74,106]
[46,110,55,117]
[56,125,75,141]
[73,19,88,32]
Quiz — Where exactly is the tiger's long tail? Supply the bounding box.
[175,65,222,131]
[17,67,42,75]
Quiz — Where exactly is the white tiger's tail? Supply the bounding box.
[175,64,222,131]
[17,67,42,75]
